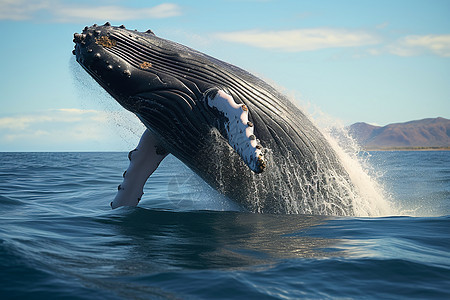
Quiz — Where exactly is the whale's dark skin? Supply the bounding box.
[73,23,355,215]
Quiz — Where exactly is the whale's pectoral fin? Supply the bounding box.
[111,129,168,209]
[205,89,266,173]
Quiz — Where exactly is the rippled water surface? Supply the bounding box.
[0,151,449,299]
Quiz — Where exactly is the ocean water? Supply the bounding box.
[0,151,449,299]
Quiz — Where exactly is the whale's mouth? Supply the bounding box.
[72,23,211,93]
[72,23,216,117]
[72,23,216,160]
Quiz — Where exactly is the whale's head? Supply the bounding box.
[73,23,222,153]
[73,23,267,172]
[73,23,214,111]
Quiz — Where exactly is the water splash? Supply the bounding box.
[208,127,360,216]
[256,79,395,216]
[307,110,395,217]
[69,57,145,149]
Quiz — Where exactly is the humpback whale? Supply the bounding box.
[73,23,356,215]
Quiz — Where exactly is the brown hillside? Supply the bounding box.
[349,117,450,149]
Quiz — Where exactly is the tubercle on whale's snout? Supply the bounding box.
[73,33,86,44]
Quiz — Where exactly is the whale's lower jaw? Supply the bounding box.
[73,23,355,215]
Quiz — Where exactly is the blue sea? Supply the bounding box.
[0,151,449,299]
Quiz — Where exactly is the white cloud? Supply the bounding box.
[0,108,101,131]
[215,27,450,58]
[53,3,182,22]
[0,0,49,21]
[0,0,181,22]
[0,108,144,151]
[215,28,380,52]
[387,34,450,57]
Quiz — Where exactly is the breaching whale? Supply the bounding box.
[73,23,356,215]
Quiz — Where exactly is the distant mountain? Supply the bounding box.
[348,117,450,150]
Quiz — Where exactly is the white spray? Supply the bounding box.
[303,105,395,217]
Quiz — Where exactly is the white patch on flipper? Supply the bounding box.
[207,90,266,173]
[111,129,168,209]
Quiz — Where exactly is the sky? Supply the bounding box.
[0,0,449,151]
